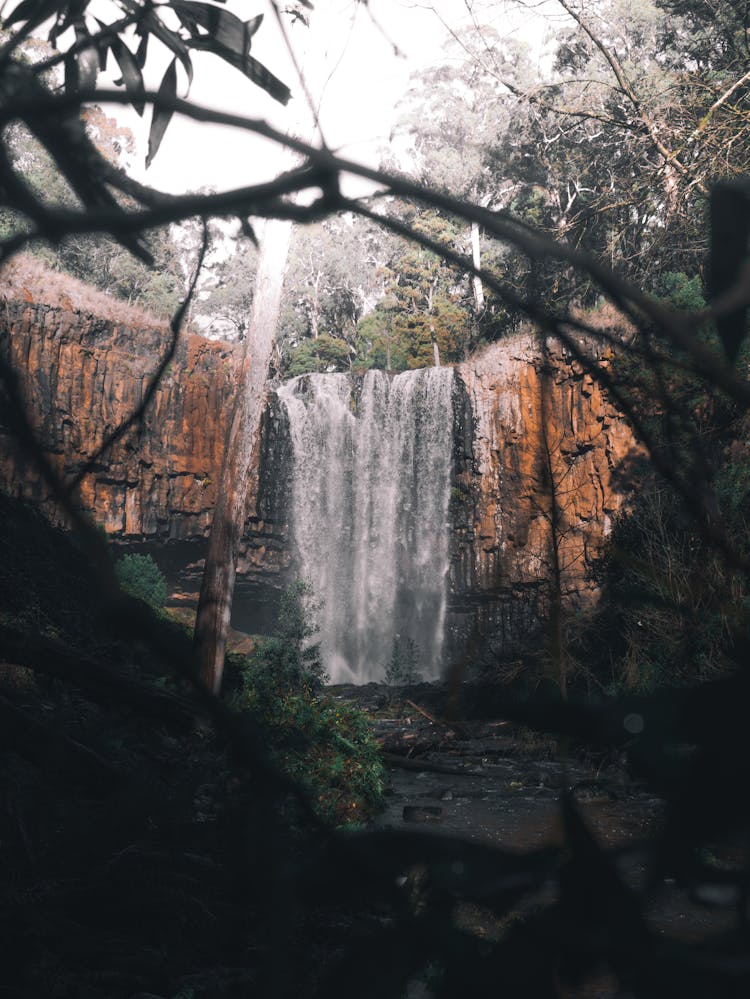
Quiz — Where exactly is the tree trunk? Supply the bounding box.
[193,217,293,694]
[428,282,441,367]
[470,220,484,314]
[432,336,441,368]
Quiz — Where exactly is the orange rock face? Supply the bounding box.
[0,301,236,540]
[450,332,638,655]
[0,302,637,654]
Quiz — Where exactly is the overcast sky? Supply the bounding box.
[121,0,551,196]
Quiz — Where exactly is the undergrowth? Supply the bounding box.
[230,580,385,825]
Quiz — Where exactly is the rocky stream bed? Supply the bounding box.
[331,683,743,997]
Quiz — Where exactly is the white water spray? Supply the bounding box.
[276,367,454,684]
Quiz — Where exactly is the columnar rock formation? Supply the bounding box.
[450,333,637,660]
[0,301,232,538]
[0,299,637,661]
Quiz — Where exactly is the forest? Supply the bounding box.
[1,0,750,996]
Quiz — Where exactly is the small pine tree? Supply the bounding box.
[384,635,421,686]
[250,579,328,692]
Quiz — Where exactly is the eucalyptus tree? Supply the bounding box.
[487,0,750,286]
[278,213,385,373]
[356,208,475,368]
[389,28,535,316]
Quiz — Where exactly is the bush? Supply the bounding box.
[580,461,750,693]
[234,580,384,824]
[115,553,168,610]
[285,334,351,377]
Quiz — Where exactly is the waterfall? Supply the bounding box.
[276,366,455,684]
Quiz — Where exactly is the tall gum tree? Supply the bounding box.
[193,11,318,694]
[391,29,535,314]
[193,212,294,693]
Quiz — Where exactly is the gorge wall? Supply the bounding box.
[449,334,636,666]
[0,298,637,666]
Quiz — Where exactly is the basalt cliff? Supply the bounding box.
[0,298,637,657]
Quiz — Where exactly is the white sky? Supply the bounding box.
[118,0,552,196]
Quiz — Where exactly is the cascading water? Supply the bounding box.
[276,366,455,684]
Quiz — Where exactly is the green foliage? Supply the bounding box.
[583,456,750,693]
[115,553,168,610]
[275,215,396,376]
[234,581,384,824]
[654,271,707,312]
[385,636,422,686]
[354,210,474,370]
[2,119,186,318]
[245,686,385,825]
[246,579,327,694]
[286,334,352,377]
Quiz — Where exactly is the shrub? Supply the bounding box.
[234,580,384,824]
[115,553,168,610]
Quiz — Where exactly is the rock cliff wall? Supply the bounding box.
[0,300,290,619]
[1,301,232,537]
[449,333,637,660]
[0,300,636,655]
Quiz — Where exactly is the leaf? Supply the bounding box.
[72,21,99,90]
[121,0,194,85]
[103,27,146,116]
[135,31,149,69]
[146,58,178,168]
[709,179,750,364]
[143,10,194,85]
[187,37,291,104]
[49,1,89,45]
[171,1,263,57]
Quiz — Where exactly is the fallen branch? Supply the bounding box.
[382,752,487,778]
[405,698,453,730]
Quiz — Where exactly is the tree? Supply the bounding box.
[115,552,168,609]
[483,0,750,289]
[195,237,258,340]
[2,103,187,316]
[392,28,535,317]
[246,578,327,693]
[193,212,294,693]
[275,213,393,374]
[355,209,474,369]
[192,5,322,694]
